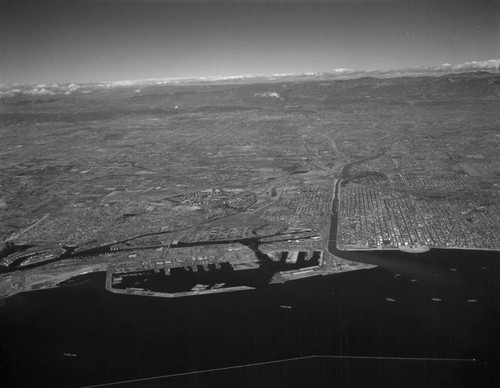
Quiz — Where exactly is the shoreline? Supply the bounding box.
[104,253,376,299]
[336,246,500,253]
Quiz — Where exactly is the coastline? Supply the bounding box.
[336,246,500,253]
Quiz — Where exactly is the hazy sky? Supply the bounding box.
[1,0,499,84]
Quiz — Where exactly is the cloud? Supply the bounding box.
[330,68,355,75]
[254,91,281,98]
[451,59,500,71]
[0,83,86,99]
[107,80,141,87]
[25,88,55,96]
[1,58,498,99]
[63,83,80,94]
[0,90,17,98]
[365,59,500,77]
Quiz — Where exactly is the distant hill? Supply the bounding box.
[1,71,499,116]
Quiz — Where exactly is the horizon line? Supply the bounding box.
[1,59,499,91]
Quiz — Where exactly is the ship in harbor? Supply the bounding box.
[105,248,368,298]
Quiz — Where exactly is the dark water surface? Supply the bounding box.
[0,249,499,387]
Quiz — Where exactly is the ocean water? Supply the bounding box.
[0,249,498,387]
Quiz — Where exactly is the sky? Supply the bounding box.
[0,0,499,84]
